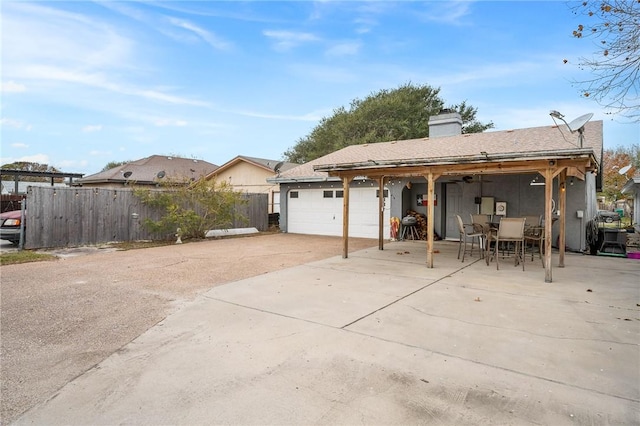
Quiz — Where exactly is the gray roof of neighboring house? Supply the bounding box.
[78,155,218,185]
[272,121,603,182]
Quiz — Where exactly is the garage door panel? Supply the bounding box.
[288,188,390,238]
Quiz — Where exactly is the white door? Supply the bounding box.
[287,187,389,238]
[445,183,463,240]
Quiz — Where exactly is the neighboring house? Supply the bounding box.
[621,176,640,227]
[271,110,603,254]
[204,155,297,214]
[76,155,218,188]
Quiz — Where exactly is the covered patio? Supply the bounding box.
[314,122,602,283]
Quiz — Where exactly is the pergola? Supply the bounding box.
[314,147,600,283]
[0,169,85,193]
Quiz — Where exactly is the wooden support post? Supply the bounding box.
[378,176,385,251]
[426,172,435,268]
[558,169,567,268]
[544,168,553,282]
[342,176,352,259]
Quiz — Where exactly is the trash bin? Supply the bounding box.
[616,208,624,218]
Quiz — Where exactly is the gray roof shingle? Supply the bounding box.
[78,155,219,185]
[275,121,603,180]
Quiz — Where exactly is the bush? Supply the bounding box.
[134,178,247,240]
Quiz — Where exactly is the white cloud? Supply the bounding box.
[57,159,89,171]
[415,2,474,25]
[88,150,111,156]
[3,3,133,71]
[14,65,209,107]
[231,108,326,122]
[326,41,361,57]
[3,1,210,121]
[353,17,376,34]
[1,80,26,93]
[152,118,188,127]
[11,143,29,149]
[3,154,51,164]
[82,124,103,133]
[167,17,232,51]
[263,30,320,51]
[1,118,27,129]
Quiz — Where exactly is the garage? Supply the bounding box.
[287,187,389,238]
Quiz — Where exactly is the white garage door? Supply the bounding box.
[287,187,390,238]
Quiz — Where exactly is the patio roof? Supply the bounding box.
[312,121,601,178]
[304,120,603,283]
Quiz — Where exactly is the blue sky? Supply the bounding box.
[2,1,638,175]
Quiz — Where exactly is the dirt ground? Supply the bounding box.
[0,233,377,425]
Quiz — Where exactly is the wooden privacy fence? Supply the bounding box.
[24,187,268,249]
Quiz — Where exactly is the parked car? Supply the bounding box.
[597,210,621,223]
[0,209,24,245]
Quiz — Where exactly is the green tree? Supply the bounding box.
[568,1,640,120]
[134,178,247,240]
[600,143,639,203]
[283,83,494,163]
[101,160,131,172]
[0,162,63,182]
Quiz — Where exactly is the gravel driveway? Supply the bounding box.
[0,233,376,425]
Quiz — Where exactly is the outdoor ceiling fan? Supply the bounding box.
[447,175,492,184]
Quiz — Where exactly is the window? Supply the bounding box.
[336,190,344,198]
[323,190,334,198]
[290,191,299,198]
[376,189,389,198]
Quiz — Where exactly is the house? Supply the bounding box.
[76,155,218,188]
[204,155,297,214]
[271,110,603,278]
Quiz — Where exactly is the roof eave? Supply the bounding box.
[313,148,598,173]
[267,175,341,184]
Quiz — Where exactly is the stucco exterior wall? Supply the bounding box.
[211,162,276,194]
[209,162,282,213]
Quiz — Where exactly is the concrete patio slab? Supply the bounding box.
[14,240,640,425]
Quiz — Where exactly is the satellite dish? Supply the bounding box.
[619,164,632,175]
[567,113,594,133]
[123,171,132,178]
[273,161,284,174]
[157,170,166,179]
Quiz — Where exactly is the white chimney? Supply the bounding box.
[428,109,462,138]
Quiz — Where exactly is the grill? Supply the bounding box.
[401,216,417,226]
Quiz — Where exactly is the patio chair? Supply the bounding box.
[470,214,492,257]
[524,225,545,266]
[470,214,491,232]
[523,215,542,227]
[456,214,484,262]
[490,217,526,270]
